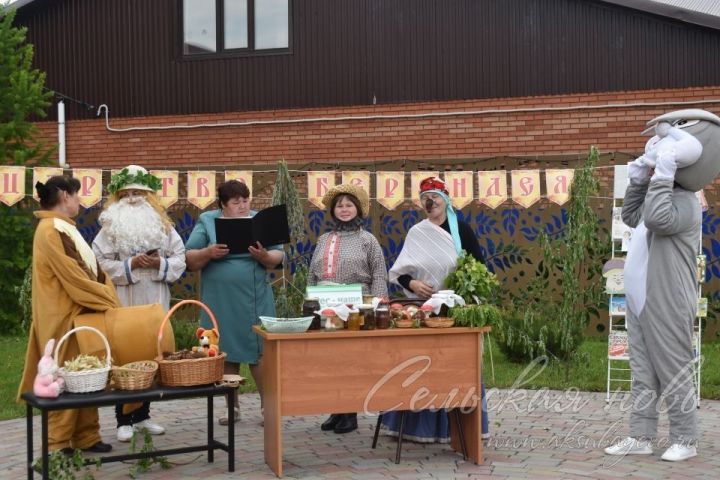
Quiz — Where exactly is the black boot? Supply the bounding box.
[334,413,357,434]
[321,414,341,431]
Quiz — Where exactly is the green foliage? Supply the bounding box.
[271,159,309,317]
[17,264,32,332]
[0,9,54,334]
[32,449,101,480]
[0,204,33,334]
[128,428,171,478]
[494,148,606,368]
[449,303,501,328]
[444,251,500,304]
[107,168,162,194]
[0,8,53,165]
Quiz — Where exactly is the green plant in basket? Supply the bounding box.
[448,303,501,328]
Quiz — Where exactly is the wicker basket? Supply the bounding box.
[424,317,455,328]
[56,326,111,393]
[156,300,225,387]
[112,360,158,391]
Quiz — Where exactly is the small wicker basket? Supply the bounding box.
[156,300,225,387]
[112,360,158,391]
[56,326,111,393]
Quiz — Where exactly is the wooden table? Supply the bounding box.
[22,384,237,480]
[254,326,490,477]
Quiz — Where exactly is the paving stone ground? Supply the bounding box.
[3,389,719,479]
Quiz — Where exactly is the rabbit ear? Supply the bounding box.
[44,339,55,356]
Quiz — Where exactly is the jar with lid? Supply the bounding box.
[302,298,321,330]
[375,297,390,329]
[347,311,362,331]
[358,304,375,330]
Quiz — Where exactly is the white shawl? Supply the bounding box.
[389,219,458,298]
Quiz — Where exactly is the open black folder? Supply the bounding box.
[215,204,290,254]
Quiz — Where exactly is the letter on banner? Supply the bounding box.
[545,169,574,206]
[511,170,541,208]
[410,171,438,207]
[444,171,474,209]
[342,171,370,194]
[32,167,63,202]
[477,171,507,209]
[307,171,336,209]
[187,171,216,209]
[73,168,102,208]
[0,166,25,206]
[150,170,179,208]
[376,171,405,210]
[225,170,253,197]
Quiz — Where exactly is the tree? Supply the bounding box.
[0,7,54,333]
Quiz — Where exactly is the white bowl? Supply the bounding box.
[259,316,314,333]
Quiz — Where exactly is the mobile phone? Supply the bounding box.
[146,249,158,255]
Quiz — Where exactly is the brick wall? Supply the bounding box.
[34,86,720,169]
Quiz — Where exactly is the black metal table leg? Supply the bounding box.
[41,411,48,480]
[372,413,383,449]
[26,404,33,480]
[395,411,406,464]
[207,395,214,463]
[453,409,468,461]
[228,395,235,472]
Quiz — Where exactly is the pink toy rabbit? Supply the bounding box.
[33,338,64,398]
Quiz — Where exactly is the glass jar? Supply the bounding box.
[375,308,390,329]
[323,314,342,331]
[347,312,362,331]
[359,305,375,330]
[302,298,321,330]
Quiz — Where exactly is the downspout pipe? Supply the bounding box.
[58,100,66,168]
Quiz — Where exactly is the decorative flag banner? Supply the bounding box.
[411,171,439,207]
[444,171,474,209]
[187,171,216,209]
[32,167,63,202]
[477,170,507,209]
[375,171,405,210]
[307,171,336,209]
[342,171,371,197]
[225,170,254,197]
[545,169,575,206]
[0,166,26,206]
[73,168,103,208]
[511,169,541,208]
[150,170,179,208]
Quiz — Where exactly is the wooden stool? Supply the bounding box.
[372,410,468,464]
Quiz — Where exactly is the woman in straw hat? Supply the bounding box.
[381,176,488,443]
[308,183,388,434]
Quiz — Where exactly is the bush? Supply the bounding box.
[17,264,32,332]
[0,206,34,334]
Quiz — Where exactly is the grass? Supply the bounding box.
[2,335,717,421]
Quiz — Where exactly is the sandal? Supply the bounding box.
[219,407,240,426]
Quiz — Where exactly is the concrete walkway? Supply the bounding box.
[2,389,719,479]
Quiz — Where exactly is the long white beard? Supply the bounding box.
[98,198,167,256]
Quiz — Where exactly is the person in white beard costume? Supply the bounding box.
[92,165,186,442]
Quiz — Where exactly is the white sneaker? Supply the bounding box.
[117,425,134,442]
[604,437,653,455]
[661,444,697,462]
[133,419,165,435]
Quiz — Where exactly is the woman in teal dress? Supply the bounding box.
[186,180,283,425]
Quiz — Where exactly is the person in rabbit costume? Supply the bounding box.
[605,109,720,461]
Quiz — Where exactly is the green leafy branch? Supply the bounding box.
[107,168,162,194]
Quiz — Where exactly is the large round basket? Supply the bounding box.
[56,326,111,394]
[156,300,225,387]
[112,360,158,391]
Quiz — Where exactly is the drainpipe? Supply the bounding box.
[58,100,66,167]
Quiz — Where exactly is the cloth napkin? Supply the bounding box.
[314,302,358,321]
[422,293,466,315]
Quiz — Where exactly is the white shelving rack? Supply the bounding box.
[605,166,702,406]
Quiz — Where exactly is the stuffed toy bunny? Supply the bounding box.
[33,338,64,398]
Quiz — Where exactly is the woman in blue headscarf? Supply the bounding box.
[382,176,488,443]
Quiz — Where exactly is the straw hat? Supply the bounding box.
[321,183,370,217]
